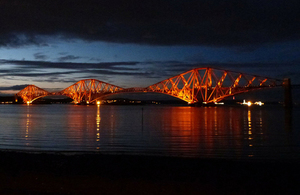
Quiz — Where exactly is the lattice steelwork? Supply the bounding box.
[16,85,51,103]
[58,79,124,104]
[146,67,282,104]
[16,68,284,104]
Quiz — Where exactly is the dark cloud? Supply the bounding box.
[0,84,30,90]
[1,71,77,78]
[58,55,82,62]
[89,57,102,62]
[58,52,68,55]
[0,59,139,70]
[0,59,155,80]
[0,0,299,47]
[84,69,154,77]
[1,70,153,78]
[0,33,49,48]
[1,58,299,84]
[34,52,48,60]
[137,60,300,84]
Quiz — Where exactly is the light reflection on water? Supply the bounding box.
[0,104,299,160]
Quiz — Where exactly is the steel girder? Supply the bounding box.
[16,85,51,103]
[146,67,282,104]
[15,68,283,104]
[58,79,124,104]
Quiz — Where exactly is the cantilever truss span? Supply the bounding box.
[146,67,283,104]
[16,85,51,103]
[58,79,124,104]
[15,68,283,104]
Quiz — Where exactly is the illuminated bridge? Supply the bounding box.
[16,67,284,105]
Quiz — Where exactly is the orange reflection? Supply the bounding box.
[22,106,33,146]
[26,113,29,139]
[169,107,193,137]
[66,105,97,144]
[248,109,252,134]
[159,107,195,154]
[62,105,266,158]
[258,109,263,134]
[157,106,261,158]
[25,107,30,139]
[247,108,254,157]
[96,104,101,142]
[214,107,218,135]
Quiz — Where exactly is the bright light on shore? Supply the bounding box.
[214,102,224,105]
[254,101,264,106]
[241,99,264,106]
[97,101,101,105]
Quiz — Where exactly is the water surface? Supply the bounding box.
[0,104,299,160]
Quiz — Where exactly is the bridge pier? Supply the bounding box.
[283,78,293,108]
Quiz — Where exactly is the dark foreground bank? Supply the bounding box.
[0,150,299,195]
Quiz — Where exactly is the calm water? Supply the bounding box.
[0,104,299,160]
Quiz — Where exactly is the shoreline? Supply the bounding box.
[0,150,299,194]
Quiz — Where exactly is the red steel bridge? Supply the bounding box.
[16,67,284,105]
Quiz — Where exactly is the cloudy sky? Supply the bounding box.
[0,0,299,94]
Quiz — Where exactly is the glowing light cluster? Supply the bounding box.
[254,101,264,106]
[241,99,264,106]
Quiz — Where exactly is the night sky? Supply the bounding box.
[0,0,299,94]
